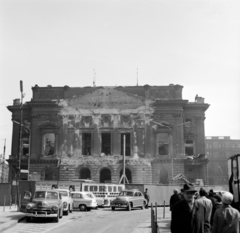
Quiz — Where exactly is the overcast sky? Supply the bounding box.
[0,0,240,158]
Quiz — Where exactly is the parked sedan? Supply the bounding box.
[21,190,63,222]
[55,189,73,215]
[71,191,98,211]
[110,189,146,211]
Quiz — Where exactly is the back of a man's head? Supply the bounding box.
[199,189,207,197]
[222,192,233,205]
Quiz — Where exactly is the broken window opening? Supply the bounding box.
[101,133,111,155]
[121,133,131,156]
[22,137,29,156]
[82,133,92,155]
[157,133,169,155]
[185,139,194,156]
[43,133,55,156]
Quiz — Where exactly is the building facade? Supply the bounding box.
[7,84,209,184]
[0,160,9,183]
[205,136,240,185]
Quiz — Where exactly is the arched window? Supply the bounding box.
[80,168,91,180]
[100,168,111,183]
[119,168,132,183]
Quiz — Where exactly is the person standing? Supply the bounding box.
[171,183,197,233]
[212,191,240,233]
[144,188,150,209]
[192,188,212,233]
[210,194,222,225]
[169,189,182,211]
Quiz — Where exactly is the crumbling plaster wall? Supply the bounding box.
[57,88,163,183]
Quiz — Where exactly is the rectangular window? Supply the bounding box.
[82,133,92,155]
[157,133,169,155]
[101,133,111,155]
[185,140,194,156]
[22,137,29,156]
[43,133,55,156]
[121,133,131,156]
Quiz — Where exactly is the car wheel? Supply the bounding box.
[54,211,59,223]
[127,203,131,211]
[79,204,87,211]
[59,209,63,219]
[64,209,69,216]
[141,202,145,210]
[111,207,115,211]
[26,217,31,222]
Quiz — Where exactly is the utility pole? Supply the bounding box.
[1,139,6,183]
[17,80,24,209]
[119,135,129,184]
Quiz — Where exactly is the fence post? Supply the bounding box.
[3,196,6,212]
[10,196,12,209]
[163,200,165,219]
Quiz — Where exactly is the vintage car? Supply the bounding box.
[86,192,104,207]
[71,191,98,211]
[55,189,73,215]
[21,190,63,222]
[110,189,146,211]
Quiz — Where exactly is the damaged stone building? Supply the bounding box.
[7,84,209,184]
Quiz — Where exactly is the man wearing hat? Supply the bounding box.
[192,188,212,233]
[171,183,197,233]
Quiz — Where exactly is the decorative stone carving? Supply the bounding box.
[121,115,131,125]
[101,115,111,127]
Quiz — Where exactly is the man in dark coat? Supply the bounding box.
[144,188,150,209]
[169,189,182,211]
[192,188,212,233]
[171,183,197,233]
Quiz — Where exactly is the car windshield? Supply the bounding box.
[34,191,58,199]
[59,191,68,197]
[34,191,46,198]
[119,191,133,196]
[86,193,96,199]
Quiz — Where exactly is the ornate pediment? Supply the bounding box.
[39,122,60,129]
[65,88,153,110]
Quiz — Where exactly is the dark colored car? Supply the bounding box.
[110,189,146,211]
[21,190,63,222]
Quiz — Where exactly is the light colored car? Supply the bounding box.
[110,189,146,211]
[21,190,63,223]
[55,189,73,215]
[71,191,98,211]
[86,192,104,207]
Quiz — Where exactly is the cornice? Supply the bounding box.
[152,100,188,106]
[184,103,210,111]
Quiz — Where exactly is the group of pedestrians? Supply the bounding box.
[170,183,240,233]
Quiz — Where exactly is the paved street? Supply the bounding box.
[1,207,171,233]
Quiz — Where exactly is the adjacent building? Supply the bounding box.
[205,136,240,185]
[0,159,9,183]
[7,84,209,184]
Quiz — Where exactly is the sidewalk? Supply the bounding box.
[132,207,171,233]
[0,205,26,233]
